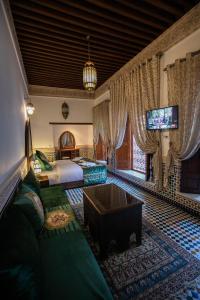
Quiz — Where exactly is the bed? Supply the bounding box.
[39,158,107,189]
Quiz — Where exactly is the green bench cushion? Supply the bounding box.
[39,231,113,300]
[40,185,69,209]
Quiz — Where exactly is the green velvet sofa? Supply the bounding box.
[0,170,113,300]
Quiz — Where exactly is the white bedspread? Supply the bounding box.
[40,160,83,185]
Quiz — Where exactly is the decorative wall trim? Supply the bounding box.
[110,162,200,216]
[49,122,93,125]
[29,85,95,99]
[95,2,200,98]
[1,0,28,95]
[33,145,94,161]
[0,157,27,216]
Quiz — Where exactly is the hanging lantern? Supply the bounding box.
[83,36,97,91]
[26,102,35,116]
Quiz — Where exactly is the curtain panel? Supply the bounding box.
[128,55,163,189]
[109,76,128,168]
[164,51,200,187]
[93,100,110,157]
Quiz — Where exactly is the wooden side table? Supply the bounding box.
[37,175,49,188]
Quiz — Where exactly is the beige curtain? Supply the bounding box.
[93,100,110,155]
[109,76,128,168]
[128,55,163,189]
[93,105,101,146]
[164,51,200,187]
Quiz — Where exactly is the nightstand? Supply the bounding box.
[37,175,49,188]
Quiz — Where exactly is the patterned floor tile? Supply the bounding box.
[66,174,200,260]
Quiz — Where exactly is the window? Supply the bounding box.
[132,136,146,173]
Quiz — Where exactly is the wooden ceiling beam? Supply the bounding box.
[11,1,151,44]
[24,60,113,74]
[86,0,166,29]
[15,20,140,56]
[30,0,158,40]
[20,46,125,69]
[21,55,121,75]
[12,8,148,50]
[143,0,183,16]
[115,0,176,23]
[21,48,120,70]
[28,76,104,87]
[16,29,135,61]
[27,79,83,88]
[57,0,161,35]
[24,62,113,76]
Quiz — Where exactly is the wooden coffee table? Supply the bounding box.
[83,183,144,258]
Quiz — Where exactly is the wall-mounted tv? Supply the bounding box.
[146,105,178,130]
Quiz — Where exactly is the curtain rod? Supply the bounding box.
[163,49,200,71]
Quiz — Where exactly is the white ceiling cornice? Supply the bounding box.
[29,85,95,100]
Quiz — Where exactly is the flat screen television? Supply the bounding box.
[146,105,178,130]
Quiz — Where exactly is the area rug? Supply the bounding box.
[66,188,200,300]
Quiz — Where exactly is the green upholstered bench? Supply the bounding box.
[0,169,113,300]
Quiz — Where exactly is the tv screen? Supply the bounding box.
[146,105,178,130]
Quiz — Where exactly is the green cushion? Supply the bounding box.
[39,232,113,300]
[36,150,53,171]
[0,264,41,300]
[23,168,40,196]
[40,186,69,209]
[14,184,44,234]
[0,206,39,268]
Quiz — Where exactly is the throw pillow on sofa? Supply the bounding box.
[23,168,40,196]
[0,264,40,300]
[14,184,44,234]
[36,150,53,171]
[0,206,39,268]
[0,206,41,299]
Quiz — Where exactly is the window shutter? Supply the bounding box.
[116,119,131,170]
[96,135,107,160]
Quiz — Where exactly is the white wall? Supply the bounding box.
[30,96,93,148]
[0,2,27,186]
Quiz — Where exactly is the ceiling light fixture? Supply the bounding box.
[83,35,97,92]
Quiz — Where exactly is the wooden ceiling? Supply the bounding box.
[10,0,199,90]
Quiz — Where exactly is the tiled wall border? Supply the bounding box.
[110,162,200,216]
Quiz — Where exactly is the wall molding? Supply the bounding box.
[49,122,93,125]
[1,0,28,96]
[0,157,27,216]
[29,85,95,100]
[95,2,200,98]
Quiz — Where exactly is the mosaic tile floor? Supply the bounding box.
[67,174,200,260]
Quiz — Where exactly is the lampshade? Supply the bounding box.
[26,102,35,116]
[83,60,97,91]
[33,159,41,174]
